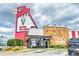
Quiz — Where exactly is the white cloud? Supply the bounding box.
[68,17,79,24]
[53,4,79,20]
[32,4,79,22]
[0,27,15,38]
[0,34,13,38]
[31,3,79,30]
[40,15,48,21]
[0,27,13,32]
[33,13,41,17]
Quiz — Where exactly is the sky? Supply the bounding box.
[0,3,79,38]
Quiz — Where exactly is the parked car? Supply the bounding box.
[67,38,79,56]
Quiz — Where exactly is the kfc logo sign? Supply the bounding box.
[17,14,28,32]
[16,6,36,32]
[17,14,35,32]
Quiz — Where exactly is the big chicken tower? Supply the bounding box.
[15,6,37,40]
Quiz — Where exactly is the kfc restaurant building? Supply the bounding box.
[15,6,79,48]
[15,6,51,48]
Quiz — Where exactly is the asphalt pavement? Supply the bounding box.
[0,48,68,56]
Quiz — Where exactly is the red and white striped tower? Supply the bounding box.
[15,6,37,40]
[69,30,79,38]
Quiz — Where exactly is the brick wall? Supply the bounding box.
[43,26,69,45]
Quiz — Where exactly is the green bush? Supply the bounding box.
[7,39,15,46]
[7,39,25,46]
[0,48,2,51]
[16,39,24,46]
[50,45,67,49]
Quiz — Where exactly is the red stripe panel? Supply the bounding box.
[72,31,75,38]
[15,32,28,40]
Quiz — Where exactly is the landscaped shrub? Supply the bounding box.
[0,48,2,51]
[50,45,67,49]
[7,39,15,46]
[16,39,24,46]
[7,39,25,46]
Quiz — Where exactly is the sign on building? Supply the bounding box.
[15,6,37,40]
[17,14,35,32]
